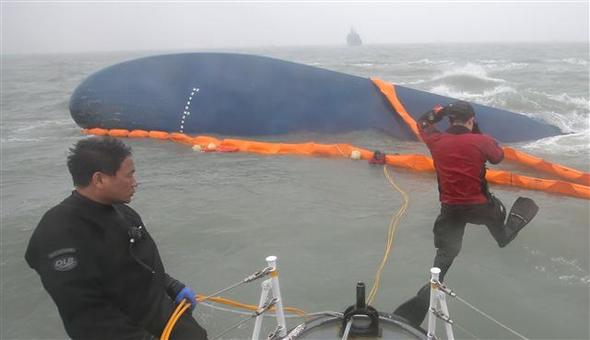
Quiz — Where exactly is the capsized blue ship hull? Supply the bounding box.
[69,53,562,142]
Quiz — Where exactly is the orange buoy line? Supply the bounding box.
[82,128,589,199]
[370,78,590,188]
[501,147,590,186]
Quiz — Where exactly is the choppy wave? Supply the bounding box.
[407,58,453,66]
[546,93,590,110]
[396,79,428,86]
[428,84,517,106]
[478,59,510,64]
[0,135,81,144]
[522,90,589,133]
[547,111,586,132]
[527,247,590,287]
[523,130,590,155]
[551,256,590,286]
[518,86,589,154]
[12,118,74,133]
[432,63,507,84]
[543,58,589,67]
[561,58,589,66]
[523,90,590,113]
[1,137,43,143]
[478,59,529,72]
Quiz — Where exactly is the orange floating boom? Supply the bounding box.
[502,147,590,186]
[82,128,589,199]
[370,78,590,187]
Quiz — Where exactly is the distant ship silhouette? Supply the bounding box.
[347,28,362,46]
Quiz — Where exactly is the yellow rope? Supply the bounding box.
[366,165,409,305]
[162,164,406,338]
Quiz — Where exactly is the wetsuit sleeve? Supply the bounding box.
[164,273,186,299]
[417,108,444,142]
[482,135,504,164]
[27,219,156,339]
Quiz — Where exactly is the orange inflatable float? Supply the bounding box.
[82,127,589,200]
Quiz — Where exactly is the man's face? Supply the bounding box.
[465,117,475,131]
[101,156,137,204]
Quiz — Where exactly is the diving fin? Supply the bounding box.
[500,197,539,247]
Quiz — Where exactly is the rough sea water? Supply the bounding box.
[1,43,589,339]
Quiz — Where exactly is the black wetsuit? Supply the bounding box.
[25,191,207,340]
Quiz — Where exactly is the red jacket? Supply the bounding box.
[418,121,504,205]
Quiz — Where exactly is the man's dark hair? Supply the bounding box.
[446,100,475,124]
[67,136,132,187]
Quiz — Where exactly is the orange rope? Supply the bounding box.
[160,294,307,339]
[161,299,190,340]
[196,294,307,318]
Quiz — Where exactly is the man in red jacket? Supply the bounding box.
[418,100,510,282]
[393,100,538,327]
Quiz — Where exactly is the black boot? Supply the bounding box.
[393,283,430,328]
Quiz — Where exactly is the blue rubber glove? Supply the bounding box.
[174,286,197,311]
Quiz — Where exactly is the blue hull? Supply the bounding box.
[70,53,561,142]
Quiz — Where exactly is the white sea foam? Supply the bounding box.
[477,59,529,71]
[551,256,588,273]
[527,247,590,287]
[407,58,453,66]
[478,59,509,64]
[431,63,507,84]
[542,111,583,132]
[553,257,590,285]
[525,90,589,123]
[562,58,589,66]
[488,62,528,72]
[428,84,517,105]
[522,129,589,156]
[397,79,427,85]
[546,93,590,110]
[545,58,589,67]
[0,137,42,143]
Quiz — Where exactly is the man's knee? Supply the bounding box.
[435,243,461,260]
[434,246,460,280]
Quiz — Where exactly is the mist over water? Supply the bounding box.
[1,43,588,339]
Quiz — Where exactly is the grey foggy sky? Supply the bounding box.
[2,1,589,54]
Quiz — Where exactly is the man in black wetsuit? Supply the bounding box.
[25,136,208,339]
